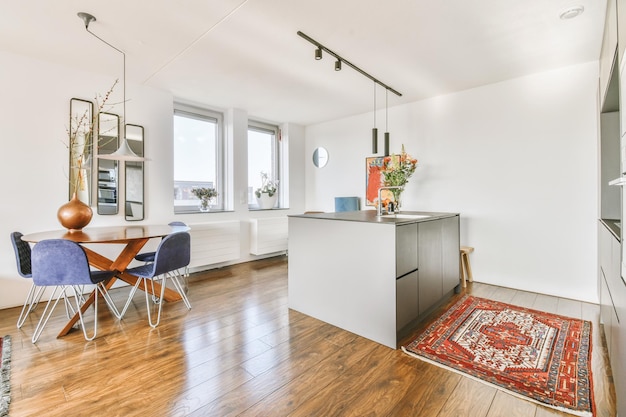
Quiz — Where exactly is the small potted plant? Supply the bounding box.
[191,187,218,212]
[255,171,279,209]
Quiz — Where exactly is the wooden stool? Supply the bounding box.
[460,246,474,287]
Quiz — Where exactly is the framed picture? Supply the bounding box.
[365,156,398,206]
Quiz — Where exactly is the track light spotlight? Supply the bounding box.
[335,60,341,71]
[315,47,322,60]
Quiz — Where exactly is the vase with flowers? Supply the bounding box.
[191,187,218,212]
[382,144,418,211]
[58,81,118,231]
[255,171,279,209]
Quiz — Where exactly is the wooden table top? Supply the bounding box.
[22,224,190,244]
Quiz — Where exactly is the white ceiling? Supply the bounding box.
[0,0,607,125]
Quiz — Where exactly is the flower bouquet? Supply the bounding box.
[382,144,418,209]
[191,187,218,212]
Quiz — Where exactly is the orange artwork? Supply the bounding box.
[365,157,396,206]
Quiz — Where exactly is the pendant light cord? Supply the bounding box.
[84,27,126,128]
[385,89,388,131]
[373,83,376,128]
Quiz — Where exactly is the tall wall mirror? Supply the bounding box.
[97,112,119,215]
[125,124,144,221]
[69,98,94,205]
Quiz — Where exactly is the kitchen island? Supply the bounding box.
[288,210,460,349]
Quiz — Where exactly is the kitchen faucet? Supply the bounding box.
[377,186,403,216]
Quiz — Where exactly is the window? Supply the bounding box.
[173,105,224,213]
[248,121,280,208]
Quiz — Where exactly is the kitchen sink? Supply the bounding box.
[380,214,431,219]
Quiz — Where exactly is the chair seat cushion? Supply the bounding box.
[125,263,155,279]
[135,251,156,262]
[90,270,116,284]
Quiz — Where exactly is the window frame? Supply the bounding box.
[173,104,225,213]
[248,120,281,209]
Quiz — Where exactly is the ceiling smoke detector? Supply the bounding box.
[559,5,584,20]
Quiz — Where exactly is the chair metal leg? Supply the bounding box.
[17,283,44,329]
[169,271,192,310]
[145,276,167,328]
[63,293,78,320]
[32,286,101,343]
[32,286,65,343]
[150,277,162,304]
[68,285,99,341]
[179,269,189,294]
[97,282,122,319]
[119,278,144,319]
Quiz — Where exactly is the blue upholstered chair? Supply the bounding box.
[134,221,190,297]
[334,196,360,212]
[120,232,191,328]
[134,221,187,264]
[30,239,120,343]
[10,232,45,329]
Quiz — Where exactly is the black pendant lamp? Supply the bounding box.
[372,82,378,154]
[384,89,390,156]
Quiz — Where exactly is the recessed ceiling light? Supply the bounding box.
[559,5,584,20]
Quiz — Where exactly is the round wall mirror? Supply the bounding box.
[312,147,329,168]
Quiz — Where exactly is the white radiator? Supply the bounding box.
[250,217,288,255]
[188,221,241,268]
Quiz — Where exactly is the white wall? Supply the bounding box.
[0,50,305,309]
[305,61,599,303]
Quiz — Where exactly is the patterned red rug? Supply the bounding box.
[403,296,594,417]
[1,335,10,417]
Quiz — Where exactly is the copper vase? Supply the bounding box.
[57,192,93,232]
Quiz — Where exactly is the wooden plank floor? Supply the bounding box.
[0,256,616,416]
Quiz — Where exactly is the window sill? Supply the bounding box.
[248,207,289,211]
[175,208,231,214]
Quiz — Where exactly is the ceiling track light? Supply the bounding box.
[298,31,401,154]
[77,12,145,162]
[297,31,402,97]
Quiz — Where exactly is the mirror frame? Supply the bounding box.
[69,98,94,205]
[312,147,329,168]
[97,112,120,215]
[125,124,145,221]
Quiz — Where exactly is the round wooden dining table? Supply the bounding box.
[22,224,190,337]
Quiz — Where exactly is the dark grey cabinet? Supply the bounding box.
[418,216,460,315]
[396,223,418,277]
[441,217,461,294]
[418,220,443,314]
[396,223,419,331]
[396,215,460,333]
[396,271,418,331]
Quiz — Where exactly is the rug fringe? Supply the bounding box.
[401,346,592,417]
[1,335,11,417]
